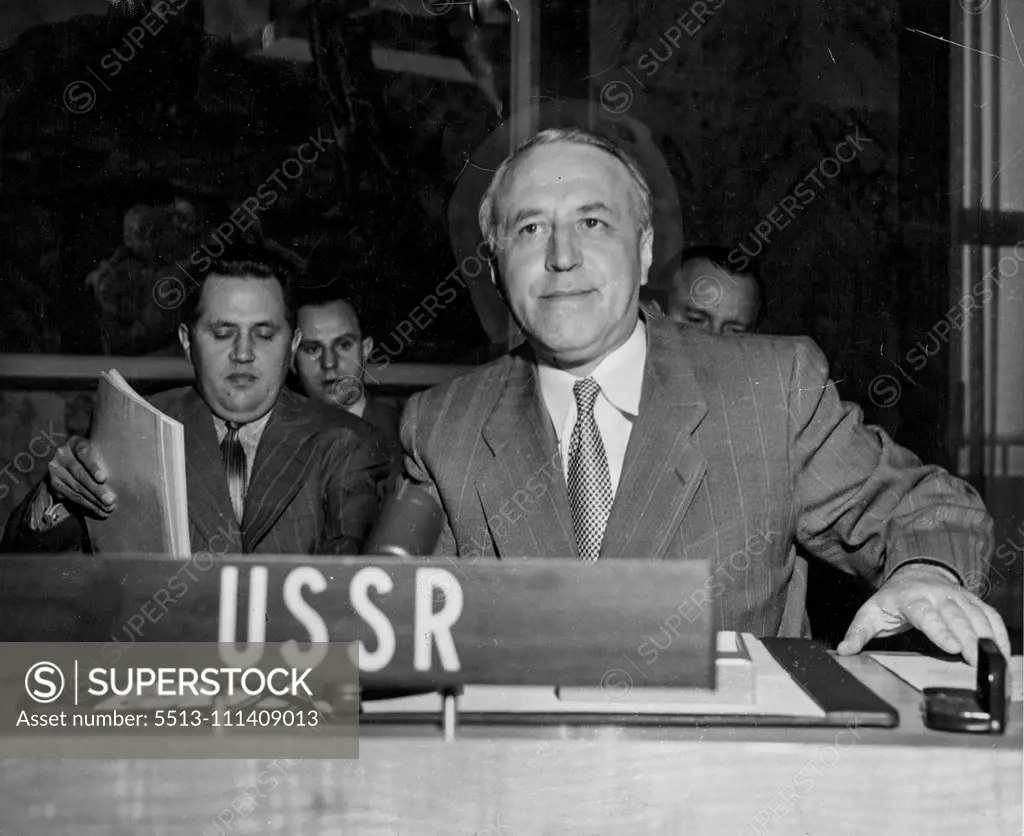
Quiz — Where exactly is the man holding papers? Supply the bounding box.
[2,246,390,556]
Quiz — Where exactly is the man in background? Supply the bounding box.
[659,245,764,335]
[2,245,390,555]
[292,287,403,495]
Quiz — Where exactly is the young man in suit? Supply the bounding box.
[291,289,403,495]
[400,127,1009,664]
[664,245,765,336]
[2,246,391,556]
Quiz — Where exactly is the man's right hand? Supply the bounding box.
[47,436,116,518]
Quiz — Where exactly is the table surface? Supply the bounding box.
[360,651,1024,747]
[0,652,1021,836]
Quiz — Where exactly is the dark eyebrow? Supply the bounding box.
[577,202,616,216]
[300,329,358,343]
[506,202,617,227]
[507,208,544,228]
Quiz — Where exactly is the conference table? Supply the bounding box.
[1,651,1020,836]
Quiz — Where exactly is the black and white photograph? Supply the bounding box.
[0,0,1021,832]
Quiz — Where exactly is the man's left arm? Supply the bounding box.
[787,338,1009,663]
[319,428,392,555]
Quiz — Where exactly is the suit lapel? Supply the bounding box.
[178,389,242,551]
[478,353,577,558]
[241,389,321,553]
[599,318,709,559]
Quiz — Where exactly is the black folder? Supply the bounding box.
[757,638,899,728]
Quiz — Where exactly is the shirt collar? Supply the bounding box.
[347,394,368,419]
[537,319,647,436]
[212,408,273,445]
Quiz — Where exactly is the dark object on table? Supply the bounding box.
[922,638,1008,734]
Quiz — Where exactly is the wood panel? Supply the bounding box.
[0,556,716,690]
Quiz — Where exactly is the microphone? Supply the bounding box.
[364,481,444,557]
[360,483,446,704]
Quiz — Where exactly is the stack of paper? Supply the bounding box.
[84,370,190,558]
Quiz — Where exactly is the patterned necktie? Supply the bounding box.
[221,422,246,523]
[567,377,613,562]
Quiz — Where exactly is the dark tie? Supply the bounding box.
[221,422,246,522]
[567,377,613,562]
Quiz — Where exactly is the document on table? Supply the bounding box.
[362,633,826,718]
[83,370,190,558]
[869,653,1024,701]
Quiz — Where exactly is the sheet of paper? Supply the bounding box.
[362,633,826,718]
[869,653,1024,701]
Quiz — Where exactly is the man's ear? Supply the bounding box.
[489,257,511,310]
[177,323,192,364]
[361,336,375,364]
[487,253,500,290]
[289,327,303,366]
[639,226,654,287]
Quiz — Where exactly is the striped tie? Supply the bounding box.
[567,377,613,562]
[221,422,246,523]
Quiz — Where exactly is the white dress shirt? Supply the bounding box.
[348,394,367,418]
[537,319,647,496]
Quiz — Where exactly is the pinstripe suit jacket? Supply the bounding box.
[401,315,992,637]
[2,387,390,556]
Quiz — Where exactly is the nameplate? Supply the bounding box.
[0,556,715,689]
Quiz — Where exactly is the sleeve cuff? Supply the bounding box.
[886,558,963,586]
[28,483,70,532]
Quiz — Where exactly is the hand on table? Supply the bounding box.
[836,562,1011,665]
[47,435,116,518]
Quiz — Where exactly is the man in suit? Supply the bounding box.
[2,246,391,556]
[663,245,765,336]
[401,127,1009,664]
[292,288,403,495]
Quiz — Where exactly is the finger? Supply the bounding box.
[961,594,1013,663]
[901,596,962,657]
[49,451,113,517]
[61,458,114,509]
[49,471,110,518]
[936,597,981,665]
[978,600,1013,662]
[71,439,109,484]
[837,604,882,655]
[58,451,115,509]
[51,473,107,518]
